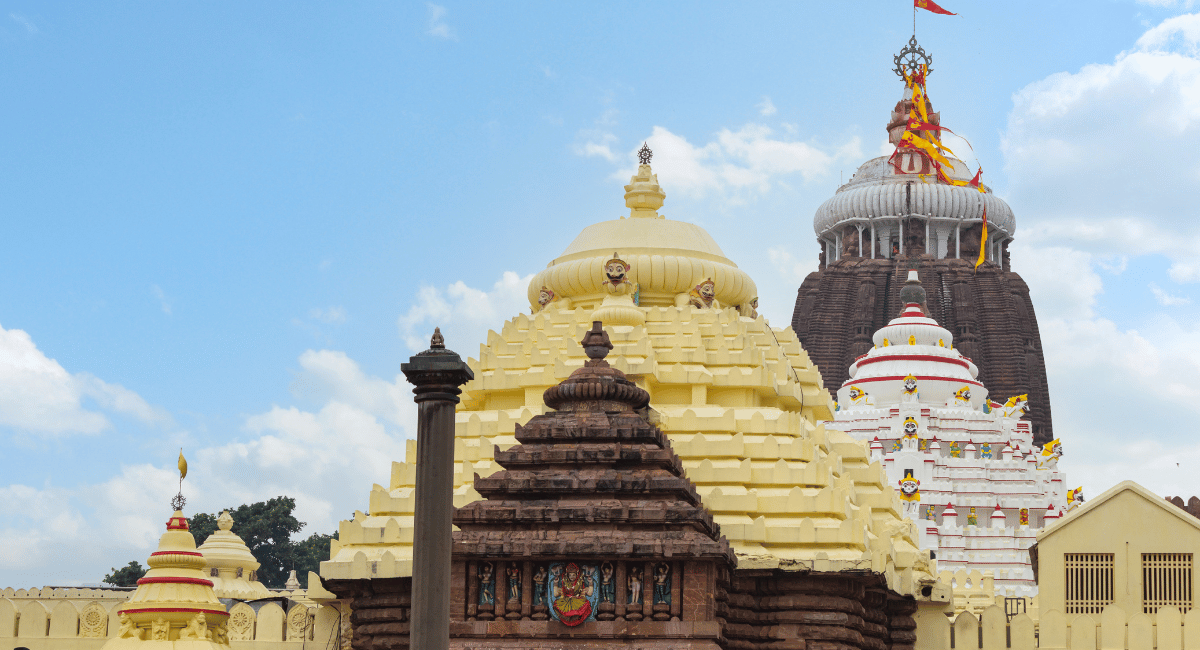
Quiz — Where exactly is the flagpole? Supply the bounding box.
[913,3,917,38]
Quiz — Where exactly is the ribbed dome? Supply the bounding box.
[813,156,1016,238]
[528,163,757,310]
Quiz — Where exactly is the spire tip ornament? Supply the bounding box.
[893,35,933,78]
[637,142,653,165]
[172,449,188,511]
[430,327,445,349]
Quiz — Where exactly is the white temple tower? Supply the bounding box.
[827,271,1068,598]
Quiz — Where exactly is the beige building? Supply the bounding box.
[1032,480,1199,620]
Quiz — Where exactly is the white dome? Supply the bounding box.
[813,156,1016,238]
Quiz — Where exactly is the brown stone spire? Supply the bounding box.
[455,320,730,555]
[451,320,733,637]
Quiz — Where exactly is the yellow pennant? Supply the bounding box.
[178,449,188,481]
[975,208,988,270]
[902,132,952,167]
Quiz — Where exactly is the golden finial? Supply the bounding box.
[172,449,188,511]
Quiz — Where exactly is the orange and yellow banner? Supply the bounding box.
[915,0,956,16]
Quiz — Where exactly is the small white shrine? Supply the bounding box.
[828,271,1070,598]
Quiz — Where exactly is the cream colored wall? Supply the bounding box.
[0,592,346,649]
[1037,488,1200,617]
[914,603,1200,650]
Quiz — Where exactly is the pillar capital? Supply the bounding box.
[401,328,474,403]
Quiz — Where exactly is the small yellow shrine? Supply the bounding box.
[322,153,940,599]
[103,510,229,648]
[195,511,272,601]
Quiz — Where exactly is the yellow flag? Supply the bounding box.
[178,450,188,481]
[975,208,988,270]
[901,131,952,167]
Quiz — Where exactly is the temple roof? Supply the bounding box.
[324,159,942,600]
[529,162,757,310]
[195,511,272,600]
[105,510,229,648]
[840,271,987,409]
[813,78,1016,240]
[454,321,735,564]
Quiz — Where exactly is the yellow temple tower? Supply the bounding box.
[322,148,938,599]
[103,510,230,648]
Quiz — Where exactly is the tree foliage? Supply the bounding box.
[103,561,146,587]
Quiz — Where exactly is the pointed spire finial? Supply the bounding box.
[430,327,445,349]
[172,448,188,511]
[580,321,614,362]
[638,142,652,165]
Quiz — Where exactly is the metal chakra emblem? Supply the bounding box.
[893,35,933,78]
[637,142,652,165]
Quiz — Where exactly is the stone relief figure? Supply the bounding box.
[180,613,208,640]
[535,285,554,312]
[599,562,615,603]
[652,563,671,605]
[841,229,860,258]
[506,564,521,602]
[478,561,495,606]
[549,562,595,626]
[602,253,638,303]
[1038,438,1063,470]
[532,566,548,606]
[212,623,229,644]
[628,566,643,605]
[684,278,719,309]
[117,614,143,640]
[738,297,758,319]
[151,617,170,641]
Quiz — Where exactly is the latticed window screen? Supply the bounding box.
[1143,553,1193,613]
[1065,553,1114,614]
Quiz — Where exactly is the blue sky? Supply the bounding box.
[4,1,1200,585]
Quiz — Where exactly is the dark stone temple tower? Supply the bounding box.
[791,41,1054,445]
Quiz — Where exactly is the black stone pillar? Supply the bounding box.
[401,328,473,650]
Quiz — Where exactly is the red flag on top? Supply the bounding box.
[915,0,956,15]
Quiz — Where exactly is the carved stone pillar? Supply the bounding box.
[401,328,474,650]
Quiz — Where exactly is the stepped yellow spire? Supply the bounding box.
[322,160,941,600]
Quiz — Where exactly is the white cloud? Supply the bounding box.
[426,3,456,40]
[397,271,533,356]
[151,284,171,315]
[607,125,859,200]
[308,306,347,324]
[1150,282,1192,305]
[767,246,810,285]
[0,347,415,586]
[757,96,777,116]
[0,323,167,436]
[1003,12,1200,278]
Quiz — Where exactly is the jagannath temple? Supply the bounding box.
[826,270,1072,599]
[790,37,1055,445]
[320,145,950,648]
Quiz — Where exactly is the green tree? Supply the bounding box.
[103,561,146,587]
[288,530,339,589]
